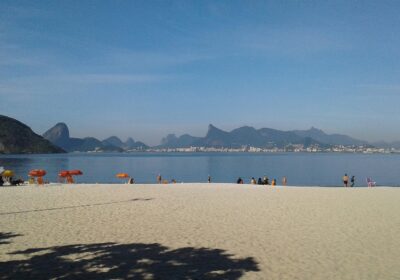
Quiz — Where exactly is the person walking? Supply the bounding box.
[208,175,211,183]
[342,173,349,187]
[350,176,355,187]
[157,174,162,184]
[282,176,287,186]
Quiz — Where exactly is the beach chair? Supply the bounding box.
[366,177,376,187]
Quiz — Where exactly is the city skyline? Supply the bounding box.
[1,1,400,145]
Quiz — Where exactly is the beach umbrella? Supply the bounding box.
[69,170,83,176]
[58,170,70,183]
[28,169,46,185]
[116,173,130,183]
[116,173,130,178]
[2,170,14,177]
[58,170,70,177]
[29,169,46,177]
[66,170,83,183]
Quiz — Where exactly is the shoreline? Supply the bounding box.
[0,182,398,188]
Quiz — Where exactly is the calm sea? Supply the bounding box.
[0,152,399,187]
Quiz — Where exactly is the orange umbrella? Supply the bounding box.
[29,169,46,185]
[58,170,70,177]
[65,170,83,184]
[69,170,83,176]
[116,173,129,178]
[29,169,46,177]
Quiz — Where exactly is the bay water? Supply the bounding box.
[1,152,399,187]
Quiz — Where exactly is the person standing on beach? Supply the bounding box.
[282,176,287,186]
[350,176,355,187]
[208,175,211,183]
[157,174,162,184]
[251,177,256,184]
[342,173,349,187]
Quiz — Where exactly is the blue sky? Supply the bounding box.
[1,1,400,145]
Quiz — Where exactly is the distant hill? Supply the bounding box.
[0,115,65,154]
[160,134,202,148]
[102,136,148,150]
[160,124,324,148]
[291,127,367,146]
[43,123,148,152]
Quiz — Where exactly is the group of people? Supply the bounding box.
[156,174,177,184]
[237,176,287,186]
[342,174,356,187]
[0,176,24,186]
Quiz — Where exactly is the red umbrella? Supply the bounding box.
[69,170,83,176]
[28,169,46,185]
[58,170,70,177]
[67,170,82,183]
[29,169,46,177]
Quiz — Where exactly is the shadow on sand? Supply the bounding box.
[0,232,22,245]
[0,233,259,279]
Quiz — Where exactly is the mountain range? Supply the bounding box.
[0,114,387,154]
[159,124,367,149]
[43,123,148,152]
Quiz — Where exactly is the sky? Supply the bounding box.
[1,0,400,145]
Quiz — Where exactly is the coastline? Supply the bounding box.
[1,184,400,279]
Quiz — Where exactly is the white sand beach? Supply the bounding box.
[1,184,400,279]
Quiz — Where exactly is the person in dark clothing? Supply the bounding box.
[10,178,24,186]
[0,176,4,186]
[350,176,355,187]
[236,177,243,184]
[257,178,262,185]
[263,176,269,185]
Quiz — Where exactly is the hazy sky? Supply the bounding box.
[1,1,400,145]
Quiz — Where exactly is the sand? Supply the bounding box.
[1,184,400,279]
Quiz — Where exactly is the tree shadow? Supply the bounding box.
[0,241,260,279]
[0,232,22,245]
